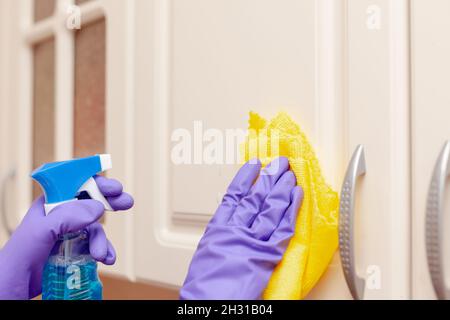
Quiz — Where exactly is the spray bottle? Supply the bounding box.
[31,154,113,300]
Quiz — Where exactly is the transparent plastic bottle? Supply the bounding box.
[42,230,102,300]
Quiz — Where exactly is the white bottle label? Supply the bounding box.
[366,5,382,31]
[66,264,81,290]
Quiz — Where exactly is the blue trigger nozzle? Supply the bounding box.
[31,154,112,205]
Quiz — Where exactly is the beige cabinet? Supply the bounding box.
[0,0,12,246]
[132,0,411,299]
[132,0,350,298]
[3,0,450,300]
[411,0,450,300]
[0,0,137,280]
[340,0,411,299]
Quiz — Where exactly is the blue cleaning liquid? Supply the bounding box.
[42,232,102,300]
[42,256,102,300]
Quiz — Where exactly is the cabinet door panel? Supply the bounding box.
[134,0,348,298]
[345,0,410,299]
[0,0,12,246]
[0,0,412,299]
[0,0,30,245]
[411,0,450,299]
[170,0,316,219]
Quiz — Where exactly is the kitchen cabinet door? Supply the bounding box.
[133,0,411,299]
[0,0,137,280]
[133,0,350,298]
[341,0,410,299]
[0,0,13,246]
[0,0,413,299]
[411,0,450,300]
[0,0,26,246]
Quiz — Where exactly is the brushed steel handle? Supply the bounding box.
[339,145,366,300]
[0,169,16,236]
[426,141,450,300]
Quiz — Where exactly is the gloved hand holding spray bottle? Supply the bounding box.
[31,154,118,300]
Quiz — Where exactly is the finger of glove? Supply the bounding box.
[88,222,108,262]
[210,159,261,225]
[46,200,104,239]
[94,175,123,197]
[228,157,289,226]
[106,192,134,211]
[270,186,303,243]
[24,196,47,219]
[250,171,297,240]
[103,239,117,265]
[87,223,116,265]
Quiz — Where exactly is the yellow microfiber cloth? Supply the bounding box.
[242,111,339,299]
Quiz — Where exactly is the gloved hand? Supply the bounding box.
[0,175,134,300]
[180,157,303,300]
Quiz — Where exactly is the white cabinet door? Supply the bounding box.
[411,0,450,300]
[133,0,411,299]
[0,0,24,246]
[0,0,413,299]
[342,0,410,299]
[0,0,138,280]
[133,0,350,298]
[0,0,12,246]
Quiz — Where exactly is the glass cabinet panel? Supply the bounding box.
[74,19,106,157]
[34,0,55,22]
[32,38,55,198]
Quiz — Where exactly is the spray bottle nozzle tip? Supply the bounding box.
[99,154,112,171]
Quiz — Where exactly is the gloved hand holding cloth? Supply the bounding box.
[180,157,303,299]
[181,111,339,300]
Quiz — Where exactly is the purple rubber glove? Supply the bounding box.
[180,157,303,300]
[0,175,134,300]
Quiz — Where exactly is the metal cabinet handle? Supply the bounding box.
[426,141,450,300]
[1,169,16,236]
[339,145,366,300]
